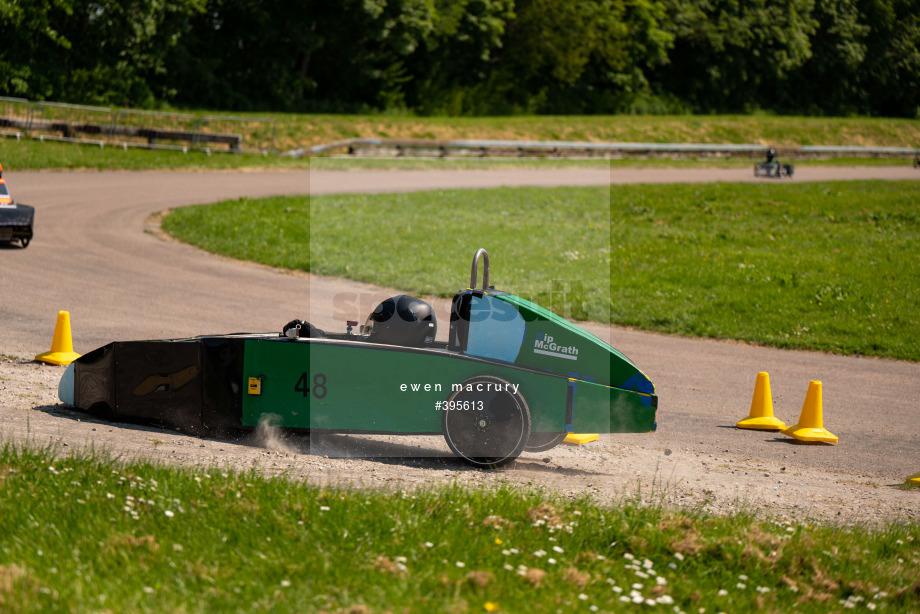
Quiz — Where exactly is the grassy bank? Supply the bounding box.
[163,182,920,361]
[227,113,920,152]
[2,112,919,171]
[1,444,917,613]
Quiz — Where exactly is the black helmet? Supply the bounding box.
[365,295,437,347]
[766,148,777,163]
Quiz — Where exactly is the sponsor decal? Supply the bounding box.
[533,333,578,361]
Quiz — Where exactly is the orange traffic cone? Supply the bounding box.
[782,380,837,443]
[35,310,81,365]
[737,372,786,430]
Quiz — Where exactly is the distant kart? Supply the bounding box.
[0,163,33,248]
[59,249,658,467]
[754,148,794,179]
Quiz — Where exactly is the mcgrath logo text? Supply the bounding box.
[533,333,579,361]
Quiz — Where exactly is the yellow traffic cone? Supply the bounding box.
[907,473,920,486]
[737,371,786,430]
[35,310,82,365]
[782,380,837,443]
[564,434,599,445]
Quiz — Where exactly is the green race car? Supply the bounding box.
[59,249,657,467]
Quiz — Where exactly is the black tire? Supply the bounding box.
[524,431,567,452]
[19,236,30,248]
[442,375,531,468]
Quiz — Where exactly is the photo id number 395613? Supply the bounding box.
[436,400,484,411]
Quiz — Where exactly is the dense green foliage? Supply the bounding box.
[163,182,920,361]
[2,444,919,613]
[2,0,918,116]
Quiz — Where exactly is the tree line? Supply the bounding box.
[1,0,917,118]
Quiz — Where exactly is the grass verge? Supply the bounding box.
[1,444,918,613]
[0,138,310,172]
[162,182,920,361]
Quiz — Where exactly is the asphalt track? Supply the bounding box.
[2,164,919,495]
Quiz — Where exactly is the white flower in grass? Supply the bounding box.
[455,561,465,568]
[164,510,175,518]
[553,546,564,553]
[578,594,588,601]
[717,589,728,596]
[280,580,291,587]
[534,549,546,557]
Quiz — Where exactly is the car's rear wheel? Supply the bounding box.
[442,375,530,468]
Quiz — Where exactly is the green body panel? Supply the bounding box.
[237,286,658,436]
[569,378,657,433]
[241,338,569,433]
[493,292,655,396]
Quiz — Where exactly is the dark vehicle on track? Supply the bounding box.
[0,163,33,248]
[754,147,794,179]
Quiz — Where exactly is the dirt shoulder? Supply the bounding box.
[3,354,916,528]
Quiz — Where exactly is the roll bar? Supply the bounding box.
[470,248,490,290]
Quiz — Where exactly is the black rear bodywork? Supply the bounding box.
[73,337,247,434]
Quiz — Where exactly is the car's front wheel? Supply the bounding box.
[441,375,531,468]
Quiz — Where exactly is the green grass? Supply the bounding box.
[0,137,310,171]
[162,182,920,361]
[2,444,918,613]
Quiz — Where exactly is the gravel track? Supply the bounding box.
[2,165,918,526]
